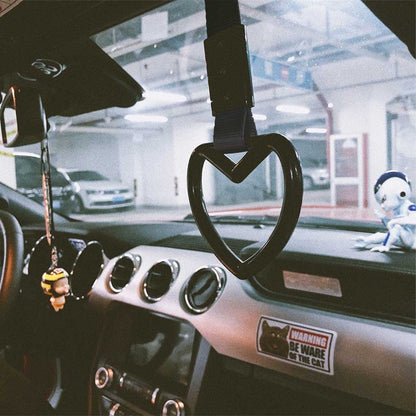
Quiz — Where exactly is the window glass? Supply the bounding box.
[0,0,414,223]
[66,171,108,182]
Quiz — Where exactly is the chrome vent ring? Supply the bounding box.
[108,253,139,293]
[142,259,179,302]
[183,266,226,314]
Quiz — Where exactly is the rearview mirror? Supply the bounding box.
[0,86,47,147]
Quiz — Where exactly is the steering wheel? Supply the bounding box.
[0,210,24,327]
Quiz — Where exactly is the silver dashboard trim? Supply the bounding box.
[119,372,127,389]
[162,399,185,416]
[94,367,113,390]
[90,245,416,413]
[151,387,160,405]
[109,403,120,416]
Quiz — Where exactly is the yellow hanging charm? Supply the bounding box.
[41,268,70,312]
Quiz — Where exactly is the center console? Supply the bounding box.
[92,306,202,416]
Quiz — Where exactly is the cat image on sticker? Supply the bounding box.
[259,320,289,358]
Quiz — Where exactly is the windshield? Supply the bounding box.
[66,171,108,182]
[0,0,415,224]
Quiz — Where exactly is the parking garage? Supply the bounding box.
[1,0,415,222]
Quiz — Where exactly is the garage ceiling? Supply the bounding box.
[53,0,415,133]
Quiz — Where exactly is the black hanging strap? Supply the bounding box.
[213,108,256,153]
[204,0,257,153]
[205,0,242,36]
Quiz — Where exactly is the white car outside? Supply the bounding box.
[301,159,330,190]
[58,168,135,213]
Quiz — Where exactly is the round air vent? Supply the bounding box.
[108,254,139,293]
[183,267,226,314]
[142,260,179,302]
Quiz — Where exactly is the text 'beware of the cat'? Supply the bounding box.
[257,317,337,375]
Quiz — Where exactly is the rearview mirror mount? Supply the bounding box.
[0,86,47,147]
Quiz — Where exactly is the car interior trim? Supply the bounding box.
[89,244,415,413]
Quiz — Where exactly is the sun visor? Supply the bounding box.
[1,38,144,117]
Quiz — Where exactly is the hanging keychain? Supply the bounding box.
[39,137,70,311]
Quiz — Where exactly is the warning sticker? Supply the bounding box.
[257,317,337,375]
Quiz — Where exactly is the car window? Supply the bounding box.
[0,0,415,224]
[50,170,70,187]
[66,171,108,182]
[15,157,41,189]
[14,156,69,188]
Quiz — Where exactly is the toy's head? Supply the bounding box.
[374,171,411,211]
[41,268,70,297]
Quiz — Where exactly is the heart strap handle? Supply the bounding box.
[188,134,303,280]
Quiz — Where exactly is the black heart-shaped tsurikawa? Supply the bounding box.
[187,133,303,280]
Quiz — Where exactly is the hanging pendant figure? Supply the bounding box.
[41,268,70,312]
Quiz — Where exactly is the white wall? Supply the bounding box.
[48,132,122,181]
[127,116,215,207]
[117,134,138,202]
[171,115,215,206]
[133,125,176,206]
[311,53,415,208]
[328,78,414,208]
[0,148,16,189]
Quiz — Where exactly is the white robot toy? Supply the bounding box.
[355,171,416,252]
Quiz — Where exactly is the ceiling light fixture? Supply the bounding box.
[253,113,267,121]
[276,104,310,114]
[124,114,168,123]
[143,91,187,104]
[305,127,327,134]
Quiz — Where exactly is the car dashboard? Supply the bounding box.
[20,221,415,416]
